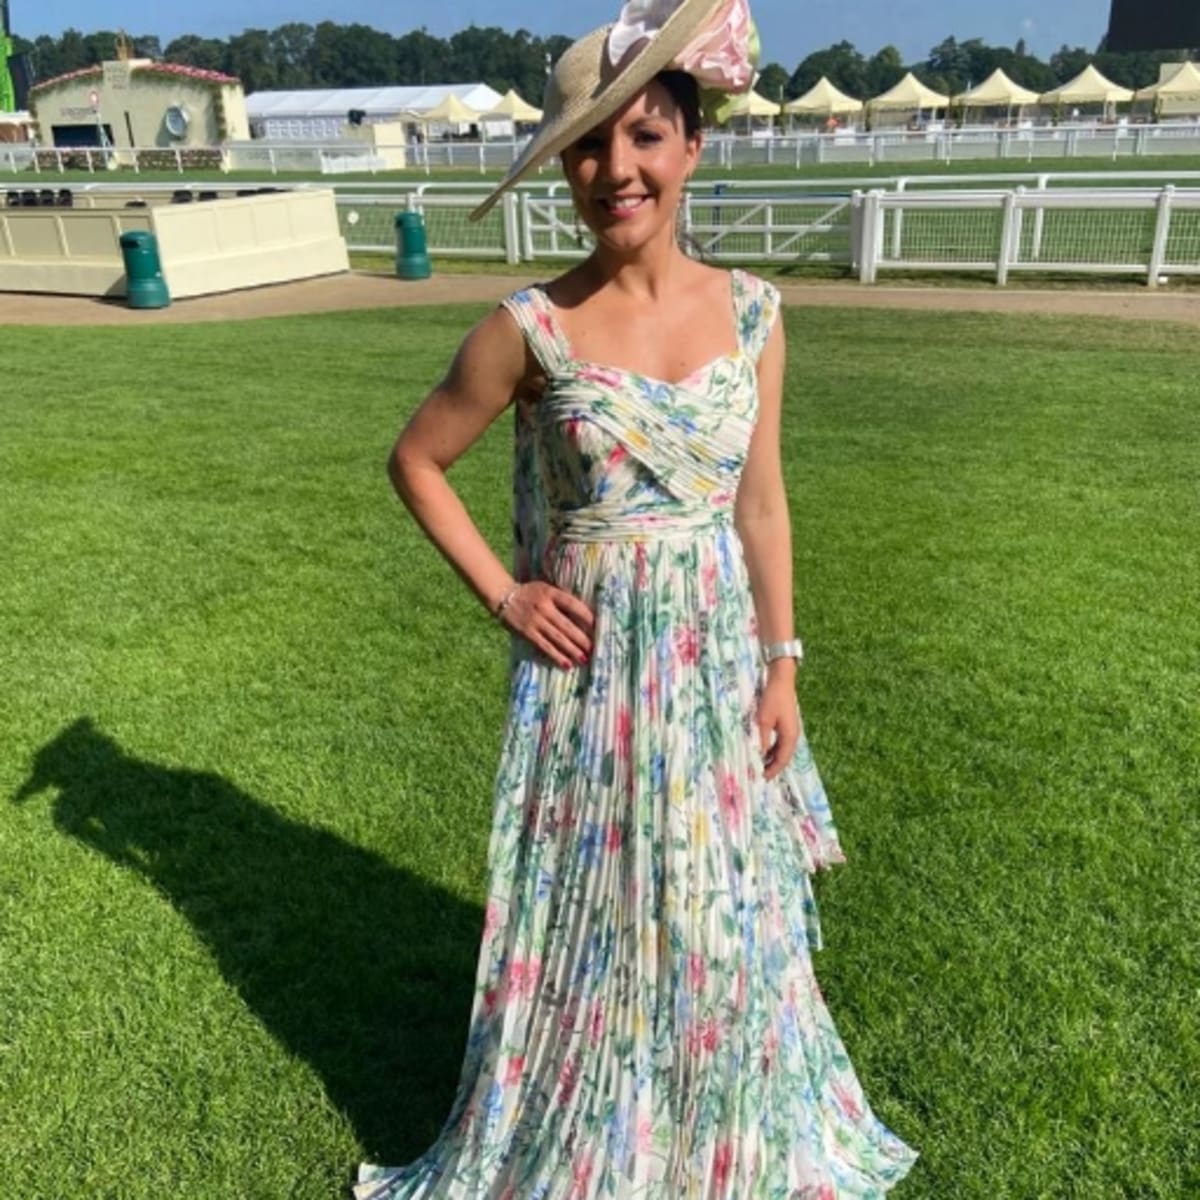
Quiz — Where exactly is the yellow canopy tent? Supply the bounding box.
[867,71,950,112]
[1039,64,1133,109]
[720,90,783,119]
[783,77,863,118]
[719,89,782,134]
[1134,60,1200,117]
[479,89,543,144]
[957,68,1040,110]
[418,93,483,132]
[481,89,543,124]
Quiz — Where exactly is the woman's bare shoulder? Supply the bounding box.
[432,302,537,408]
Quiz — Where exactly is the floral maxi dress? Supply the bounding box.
[354,269,919,1198]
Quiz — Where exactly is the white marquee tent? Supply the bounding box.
[246,83,504,139]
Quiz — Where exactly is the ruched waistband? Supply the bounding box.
[548,505,734,544]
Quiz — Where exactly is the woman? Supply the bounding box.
[355,2,919,1195]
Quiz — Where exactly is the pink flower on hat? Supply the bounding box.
[608,0,755,94]
[674,0,755,92]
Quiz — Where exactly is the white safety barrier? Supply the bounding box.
[10,121,1200,177]
[18,177,1199,284]
[333,183,1200,286]
[856,184,1200,286]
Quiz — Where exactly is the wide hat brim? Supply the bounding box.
[469,0,724,222]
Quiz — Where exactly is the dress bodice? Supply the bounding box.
[501,269,781,566]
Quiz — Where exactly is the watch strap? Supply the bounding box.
[762,638,804,665]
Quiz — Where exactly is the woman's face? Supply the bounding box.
[561,79,702,253]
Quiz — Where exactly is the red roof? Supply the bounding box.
[31,61,241,94]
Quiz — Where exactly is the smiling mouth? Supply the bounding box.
[599,195,650,215]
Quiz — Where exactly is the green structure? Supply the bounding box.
[0,2,14,114]
[119,231,171,309]
[395,209,432,281]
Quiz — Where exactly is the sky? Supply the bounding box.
[20,0,1115,67]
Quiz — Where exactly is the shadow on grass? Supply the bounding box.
[13,716,483,1165]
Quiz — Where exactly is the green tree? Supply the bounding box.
[226,29,279,92]
[394,28,449,86]
[864,45,904,96]
[81,30,122,65]
[163,35,227,73]
[1094,49,1159,88]
[268,23,315,88]
[756,61,789,103]
[788,40,866,99]
[1050,44,1091,83]
[926,36,970,92]
[307,21,394,87]
[129,34,162,59]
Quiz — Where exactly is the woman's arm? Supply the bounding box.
[734,312,802,779]
[388,306,593,670]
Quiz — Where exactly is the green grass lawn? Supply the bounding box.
[1,302,1196,1198]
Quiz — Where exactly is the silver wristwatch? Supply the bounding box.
[762,638,804,666]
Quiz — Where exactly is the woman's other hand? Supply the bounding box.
[757,664,802,780]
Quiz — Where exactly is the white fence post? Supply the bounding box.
[860,190,882,283]
[1031,174,1048,261]
[997,190,1017,285]
[1147,184,1174,287]
[502,191,521,265]
[520,192,534,262]
[890,177,907,259]
[848,189,863,273]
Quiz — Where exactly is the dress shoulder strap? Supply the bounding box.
[499,285,572,376]
[732,268,782,363]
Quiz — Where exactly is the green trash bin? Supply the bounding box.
[119,230,171,309]
[395,210,432,281]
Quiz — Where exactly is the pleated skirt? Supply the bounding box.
[354,524,918,1198]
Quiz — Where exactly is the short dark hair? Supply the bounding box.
[653,70,702,139]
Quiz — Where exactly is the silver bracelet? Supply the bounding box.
[762,638,804,666]
[492,583,521,620]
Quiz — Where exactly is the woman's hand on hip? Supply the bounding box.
[500,582,594,670]
[757,673,803,781]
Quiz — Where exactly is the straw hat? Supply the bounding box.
[469,0,752,221]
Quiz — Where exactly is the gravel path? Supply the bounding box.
[1,270,1197,327]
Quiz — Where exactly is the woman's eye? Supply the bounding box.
[635,132,662,145]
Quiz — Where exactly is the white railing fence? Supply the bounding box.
[856,184,1200,286]
[334,181,1200,285]
[8,120,1200,177]
[396,122,1200,172]
[11,175,1196,284]
[334,188,858,266]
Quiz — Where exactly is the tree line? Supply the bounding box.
[14,23,1199,101]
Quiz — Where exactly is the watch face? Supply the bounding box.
[164,105,190,139]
